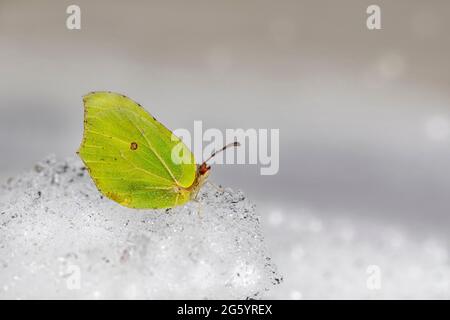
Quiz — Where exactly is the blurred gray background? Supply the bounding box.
[1,0,450,298]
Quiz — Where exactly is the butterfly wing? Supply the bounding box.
[78,92,196,209]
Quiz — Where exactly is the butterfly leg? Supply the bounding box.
[191,198,203,217]
[206,181,224,193]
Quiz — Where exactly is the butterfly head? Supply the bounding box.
[198,141,240,177]
[189,142,240,200]
[195,141,240,181]
[198,163,211,176]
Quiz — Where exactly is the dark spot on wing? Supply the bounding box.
[130,142,138,150]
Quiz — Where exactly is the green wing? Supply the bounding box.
[78,92,196,209]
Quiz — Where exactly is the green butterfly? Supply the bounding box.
[77,91,238,209]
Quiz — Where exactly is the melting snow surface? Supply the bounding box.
[0,156,280,299]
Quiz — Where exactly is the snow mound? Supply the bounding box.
[0,156,280,299]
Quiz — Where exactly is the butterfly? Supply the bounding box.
[77,91,239,209]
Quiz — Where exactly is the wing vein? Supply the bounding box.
[83,128,174,183]
[174,193,180,206]
[121,109,181,186]
[118,150,174,185]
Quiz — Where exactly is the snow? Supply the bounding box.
[2,156,448,300]
[0,156,280,299]
[265,210,450,299]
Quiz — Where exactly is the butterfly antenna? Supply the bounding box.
[203,141,240,165]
